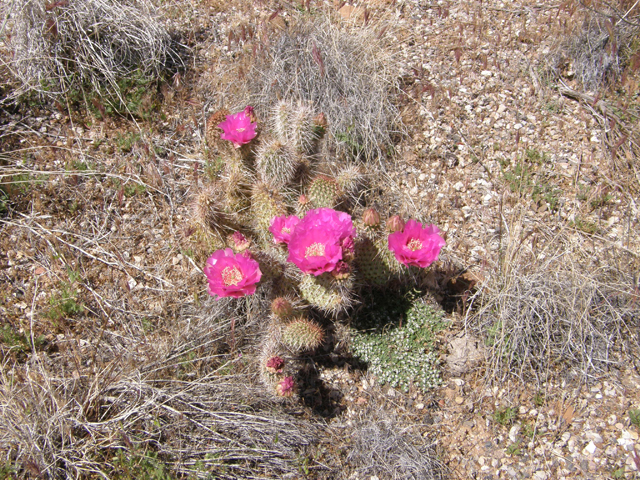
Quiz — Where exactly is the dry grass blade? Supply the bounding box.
[0,302,322,479]
[344,403,445,480]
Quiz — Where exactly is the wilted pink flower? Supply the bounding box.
[244,105,256,123]
[218,107,257,148]
[388,220,446,268]
[204,248,262,299]
[269,215,300,244]
[229,231,250,252]
[276,376,295,397]
[266,356,285,374]
[287,208,355,276]
[331,260,351,280]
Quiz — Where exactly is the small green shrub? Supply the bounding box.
[44,270,84,322]
[629,408,640,428]
[570,218,598,235]
[351,299,447,393]
[493,406,517,426]
[506,441,522,456]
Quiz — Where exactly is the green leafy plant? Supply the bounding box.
[124,183,147,198]
[115,132,142,153]
[629,408,640,428]
[533,391,545,407]
[569,218,598,235]
[1,325,45,354]
[111,449,172,480]
[493,406,517,426]
[506,441,522,456]
[44,270,84,322]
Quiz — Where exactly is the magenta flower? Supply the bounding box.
[217,107,257,148]
[204,248,262,299]
[287,208,355,276]
[388,220,446,268]
[269,215,300,244]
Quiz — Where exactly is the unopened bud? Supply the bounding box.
[362,208,381,227]
[386,215,405,233]
[313,112,328,129]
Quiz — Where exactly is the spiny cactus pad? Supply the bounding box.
[281,317,325,352]
[255,140,299,188]
[308,176,340,209]
[299,272,354,314]
[354,236,391,286]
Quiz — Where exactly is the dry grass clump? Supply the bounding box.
[3,0,179,101]
[0,299,321,479]
[344,403,445,480]
[468,218,639,383]
[545,1,640,90]
[245,17,402,163]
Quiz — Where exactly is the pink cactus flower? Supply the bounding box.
[269,215,300,244]
[217,107,258,148]
[276,376,295,397]
[287,208,355,276]
[204,248,262,299]
[388,219,446,268]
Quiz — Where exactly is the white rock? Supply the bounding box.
[509,425,521,443]
[585,431,603,444]
[533,472,548,480]
[618,430,637,451]
[582,441,597,455]
[481,70,492,76]
[453,181,465,192]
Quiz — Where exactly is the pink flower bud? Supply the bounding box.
[266,356,285,374]
[362,208,381,227]
[271,297,295,319]
[276,376,295,397]
[386,215,405,233]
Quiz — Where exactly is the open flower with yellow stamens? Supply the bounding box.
[286,208,355,276]
[217,107,257,148]
[204,248,262,299]
[388,219,445,268]
[269,215,300,244]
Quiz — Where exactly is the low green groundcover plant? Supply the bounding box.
[351,300,447,393]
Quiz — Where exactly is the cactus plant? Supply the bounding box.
[308,175,341,209]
